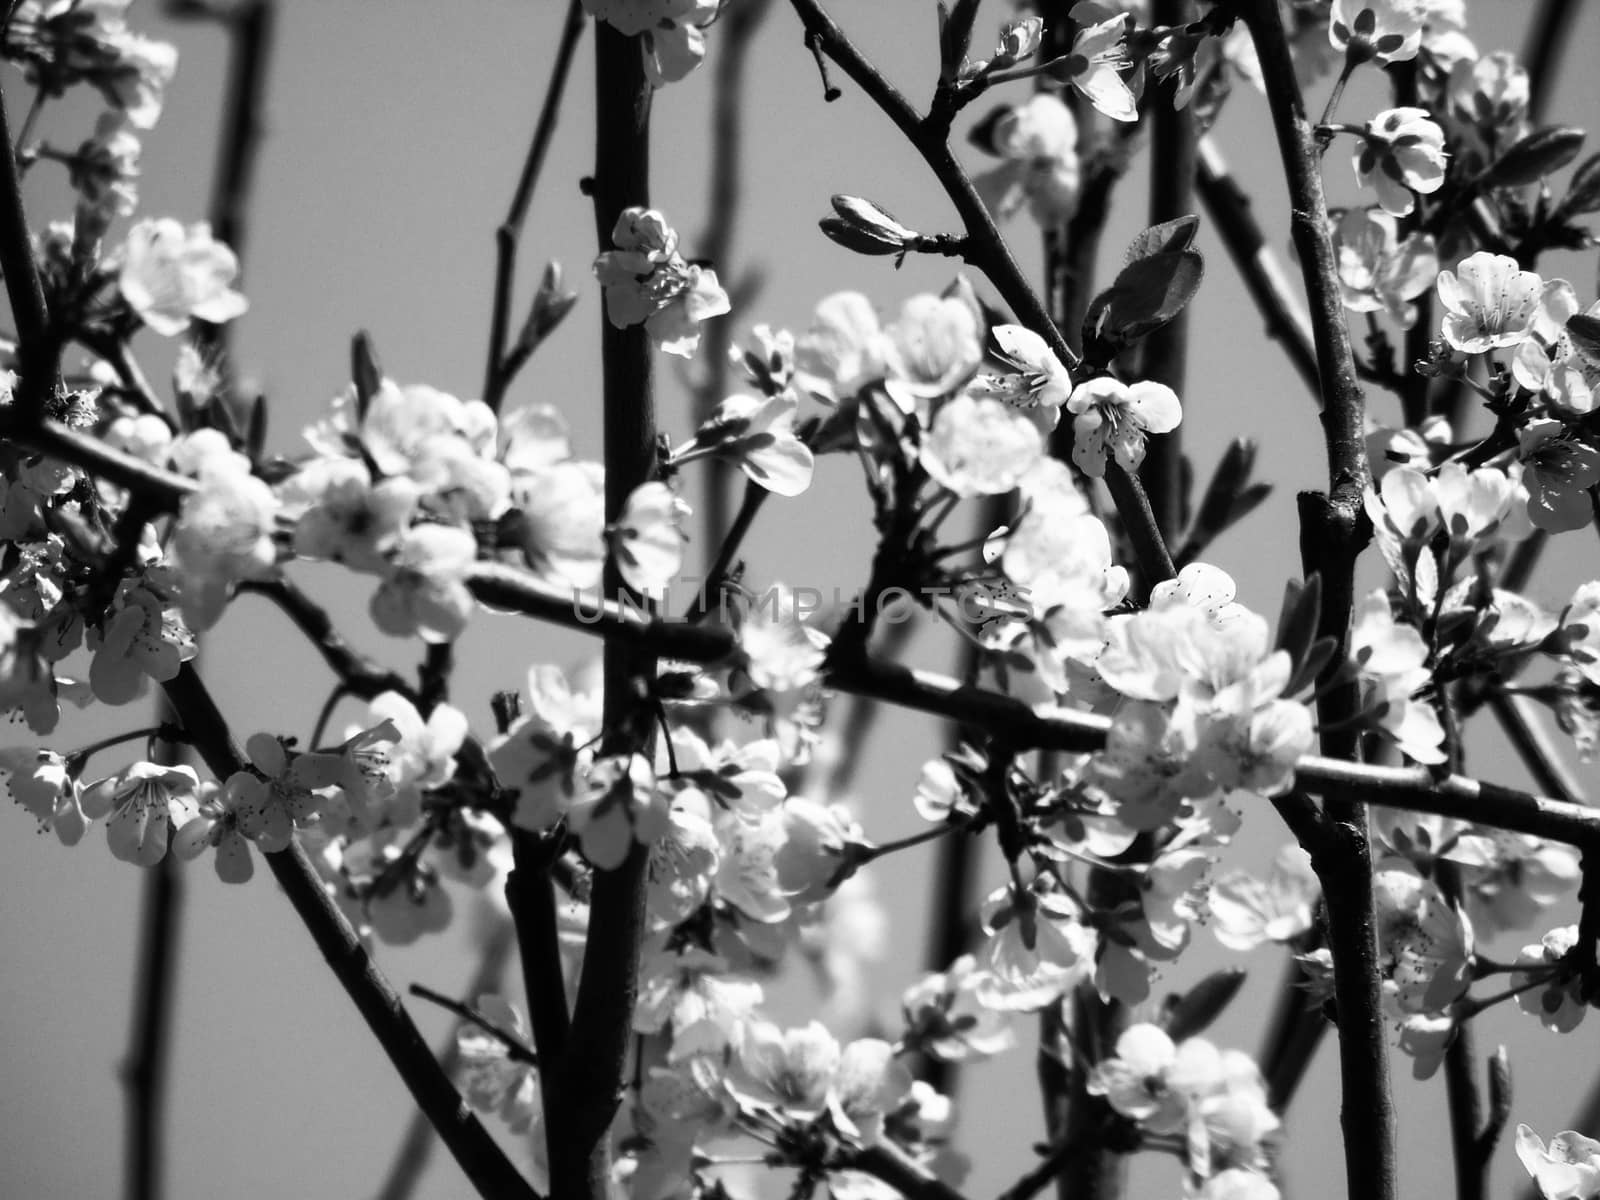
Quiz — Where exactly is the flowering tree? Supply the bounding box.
[4,2,1600,1200]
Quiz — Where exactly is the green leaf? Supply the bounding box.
[1125,215,1200,265]
[1162,968,1248,1042]
[1558,153,1600,216]
[1275,574,1324,682]
[1083,249,1205,356]
[351,331,384,422]
[1479,126,1586,189]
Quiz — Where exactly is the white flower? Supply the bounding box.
[882,293,984,418]
[491,663,602,833]
[739,584,830,693]
[81,761,200,866]
[1351,589,1447,764]
[792,291,895,405]
[610,481,689,597]
[366,690,467,828]
[282,457,419,574]
[1512,925,1586,1033]
[728,1019,840,1118]
[568,754,667,870]
[369,523,478,643]
[1334,208,1438,327]
[675,391,814,497]
[901,954,1015,1060]
[1517,1125,1600,1200]
[172,781,255,883]
[972,93,1081,224]
[920,391,1044,496]
[510,459,606,590]
[457,994,540,1132]
[1209,843,1320,950]
[1065,376,1182,476]
[1329,0,1424,64]
[1436,252,1543,353]
[1355,108,1447,216]
[1372,857,1473,1013]
[118,219,247,336]
[594,207,729,357]
[1,747,87,844]
[170,467,279,632]
[1062,9,1137,122]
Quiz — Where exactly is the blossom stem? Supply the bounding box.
[71,725,183,765]
[238,577,418,702]
[483,0,586,411]
[1456,970,1558,1019]
[691,0,774,547]
[859,819,974,863]
[686,478,769,622]
[995,1133,1088,1200]
[407,983,539,1067]
[1318,59,1358,132]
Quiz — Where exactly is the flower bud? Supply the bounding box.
[820,195,919,256]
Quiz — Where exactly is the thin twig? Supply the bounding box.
[121,718,186,1200]
[175,0,274,387]
[483,0,586,411]
[237,577,418,702]
[408,982,538,1066]
[0,67,54,416]
[372,921,515,1200]
[1521,0,1578,125]
[1194,136,1318,398]
[692,0,774,546]
[159,662,537,1200]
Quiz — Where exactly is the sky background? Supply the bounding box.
[3,2,1600,1198]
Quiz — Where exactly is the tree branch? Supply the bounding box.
[784,0,1176,590]
[1194,136,1319,399]
[159,662,538,1200]
[1241,4,1389,1199]
[483,0,586,411]
[539,21,658,1199]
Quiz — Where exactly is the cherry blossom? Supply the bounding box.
[1512,925,1586,1033]
[1064,376,1182,477]
[1334,208,1439,327]
[1355,108,1448,216]
[609,481,688,597]
[117,218,247,336]
[972,93,1082,224]
[673,391,814,497]
[369,523,478,643]
[1209,843,1320,951]
[170,466,279,632]
[172,780,255,883]
[1060,9,1137,122]
[1436,252,1543,353]
[81,760,199,866]
[1516,1125,1600,1200]
[1328,0,1424,64]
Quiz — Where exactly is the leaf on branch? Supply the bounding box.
[1124,214,1201,265]
[937,0,983,83]
[1081,248,1205,361]
[1161,968,1247,1041]
[1559,153,1600,216]
[352,331,384,422]
[1478,126,1586,190]
[1275,574,1323,678]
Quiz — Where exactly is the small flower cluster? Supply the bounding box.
[594,207,730,358]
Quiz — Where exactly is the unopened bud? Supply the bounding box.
[820,194,920,256]
[992,16,1042,68]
